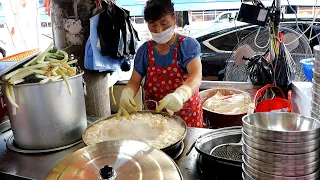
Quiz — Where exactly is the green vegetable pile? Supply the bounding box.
[1,43,81,115]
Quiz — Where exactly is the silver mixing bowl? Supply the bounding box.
[242,169,255,180]
[243,153,319,176]
[243,130,320,154]
[243,158,320,180]
[312,91,320,105]
[242,112,320,142]
[314,59,320,72]
[314,70,320,85]
[313,80,320,95]
[242,141,319,165]
[311,101,320,116]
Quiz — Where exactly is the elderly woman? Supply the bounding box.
[118,0,204,128]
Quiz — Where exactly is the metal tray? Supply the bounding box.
[0,52,39,78]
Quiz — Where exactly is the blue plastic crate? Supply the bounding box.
[300,58,314,82]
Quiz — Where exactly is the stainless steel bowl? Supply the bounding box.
[311,101,320,116]
[314,59,320,72]
[313,80,320,94]
[243,130,320,154]
[243,158,320,180]
[312,91,320,105]
[243,153,319,176]
[242,169,255,180]
[242,141,320,165]
[314,70,320,84]
[242,113,320,142]
[312,111,320,121]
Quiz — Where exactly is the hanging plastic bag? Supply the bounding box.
[271,43,295,87]
[244,52,274,86]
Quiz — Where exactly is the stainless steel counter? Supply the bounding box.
[0,81,310,180]
[0,120,213,180]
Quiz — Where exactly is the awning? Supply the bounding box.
[116,0,318,16]
[116,0,243,16]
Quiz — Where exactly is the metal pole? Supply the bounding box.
[269,0,281,62]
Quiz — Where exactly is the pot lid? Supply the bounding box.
[45,140,183,180]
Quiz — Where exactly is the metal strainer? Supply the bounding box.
[209,106,252,163]
[210,136,243,162]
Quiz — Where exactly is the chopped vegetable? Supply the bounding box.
[57,69,72,95]
[1,43,81,115]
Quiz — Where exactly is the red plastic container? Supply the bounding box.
[254,84,292,113]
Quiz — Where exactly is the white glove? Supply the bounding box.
[119,87,137,113]
[156,85,192,115]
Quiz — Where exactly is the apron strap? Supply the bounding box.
[173,35,186,62]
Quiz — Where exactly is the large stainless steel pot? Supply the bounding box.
[3,72,87,150]
[82,111,187,156]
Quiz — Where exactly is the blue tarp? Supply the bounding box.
[0,16,5,24]
[40,14,50,22]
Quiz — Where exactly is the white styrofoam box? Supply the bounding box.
[291,82,312,117]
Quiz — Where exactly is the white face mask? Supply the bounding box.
[151,26,175,44]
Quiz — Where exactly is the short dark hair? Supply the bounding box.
[144,0,174,22]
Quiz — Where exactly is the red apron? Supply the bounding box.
[143,35,204,128]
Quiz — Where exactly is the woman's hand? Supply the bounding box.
[117,87,137,119]
[120,87,137,112]
[156,56,202,115]
[156,85,192,115]
[117,70,143,119]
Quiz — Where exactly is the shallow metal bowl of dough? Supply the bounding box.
[242,141,320,165]
[82,111,187,153]
[243,158,320,180]
[242,112,320,142]
[243,152,319,176]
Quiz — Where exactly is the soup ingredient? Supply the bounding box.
[2,43,80,115]
[83,113,185,149]
[203,91,251,114]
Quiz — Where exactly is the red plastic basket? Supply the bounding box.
[254,84,292,113]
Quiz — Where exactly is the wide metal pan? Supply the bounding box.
[243,156,320,180]
[242,140,320,166]
[242,112,320,143]
[243,130,320,154]
[82,110,187,156]
[243,152,320,176]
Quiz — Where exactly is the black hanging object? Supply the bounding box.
[99,165,116,179]
[244,51,274,86]
[121,60,131,72]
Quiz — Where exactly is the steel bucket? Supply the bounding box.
[2,72,87,150]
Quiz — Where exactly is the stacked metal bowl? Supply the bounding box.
[313,45,320,120]
[241,112,320,180]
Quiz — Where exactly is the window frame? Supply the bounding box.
[202,25,257,54]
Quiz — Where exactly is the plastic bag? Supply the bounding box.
[244,52,273,86]
[271,43,295,87]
